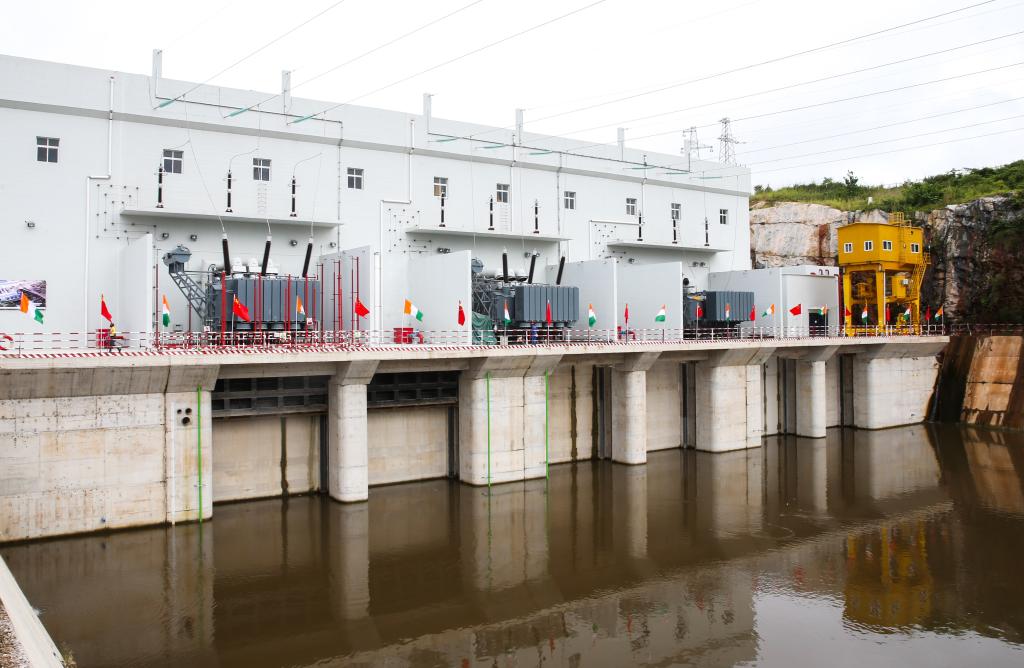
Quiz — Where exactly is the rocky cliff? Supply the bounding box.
[750,196,1024,323]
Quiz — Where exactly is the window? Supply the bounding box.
[433,177,448,198]
[911,242,921,253]
[843,242,853,253]
[882,240,893,251]
[253,158,271,181]
[671,203,681,221]
[626,197,637,216]
[496,183,509,204]
[719,208,729,225]
[864,240,874,251]
[564,191,576,210]
[36,137,59,163]
[162,149,183,174]
[347,167,364,190]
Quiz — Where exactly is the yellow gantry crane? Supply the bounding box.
[838,213,929,335]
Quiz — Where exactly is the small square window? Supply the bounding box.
[911,242,921,253]
[36,136,59,163]
[671,203,681,221]
[162,149,183,174]
[496,183,509,204]
[843,242,853,253]
[564,191,576,210]
[626,198,637,216]
[882,240,893,251]
[719,208,729,225]
[253,158,271,181]
[864,240,874,251]
[433,177,448,198]
[347,167,364,190]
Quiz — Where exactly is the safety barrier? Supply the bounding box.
[0,323,954,358]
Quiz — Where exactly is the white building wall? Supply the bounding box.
[0,55,750,339]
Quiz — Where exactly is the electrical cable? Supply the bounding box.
[469,0,1003,140]
[159,0,352,108]
[291,0,609,123]
[228,0,489,118]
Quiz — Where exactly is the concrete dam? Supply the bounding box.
[0,335,944,543]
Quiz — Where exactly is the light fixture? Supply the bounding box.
[329,241,337,248]
[437,247,451,254]
[25,220,35,228]
[160,232,170,240]
[189,234,198,241]
[289,239,298,247]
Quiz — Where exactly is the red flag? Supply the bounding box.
[354,297,370,318]
[624,303,630,325]
[844,306,852,318]
[925,306,932,322]
[100,294,113,323]
[749,305,756,321]
[545,300,553,325]
[696,305,704,319]
[885,304,891,324]
[232,295,251,322]
[789,304,802,316]
[457,300,466,326]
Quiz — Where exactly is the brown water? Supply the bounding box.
[4,424,1024,667]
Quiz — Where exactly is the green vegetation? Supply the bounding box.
[753,160,1024,212]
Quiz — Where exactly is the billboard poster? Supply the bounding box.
[0,279,47,309]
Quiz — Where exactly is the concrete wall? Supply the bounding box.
[212,414,320,503]
[0,394,167,541]
[617,262,683,331]
[546,362,595,464]
[961,335,1024,429]
[406,251,471,343]
[853,354,940,429]
[548,259,617,337]
[367,405,448,485]
[646,360,681,451]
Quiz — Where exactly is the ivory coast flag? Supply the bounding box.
[655,305,666,322]
[404,299,424,321]
[903,305,912,321]
[861,305,869,322]
[935,305,944,319]
[588,303,597,327]
[296,296,305,317]
[503,300,512,325]
[161,294,171,327]
[761,303,775,318]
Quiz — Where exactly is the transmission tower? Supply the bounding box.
[681,127,712,172]
[717,117,744,165]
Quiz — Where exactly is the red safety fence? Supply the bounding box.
[0,323,957,358]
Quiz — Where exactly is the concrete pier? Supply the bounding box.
[0,335,947,542]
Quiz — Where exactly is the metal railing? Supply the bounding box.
[0,323,955,357]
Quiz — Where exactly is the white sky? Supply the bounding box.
[2,0,1022,188]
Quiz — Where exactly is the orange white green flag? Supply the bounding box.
[161,295,171,327]
[404,299,424,321]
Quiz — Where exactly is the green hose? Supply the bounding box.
[196,385,203,524]
[545,370,550,480]
[486,371,491,488]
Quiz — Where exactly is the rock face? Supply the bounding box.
[920,197,1024,323]
[750,197,1024,323]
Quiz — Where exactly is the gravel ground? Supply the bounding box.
[0,600,30,668]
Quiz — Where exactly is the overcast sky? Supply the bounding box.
[3,0,1022,187]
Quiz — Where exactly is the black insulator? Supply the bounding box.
[527,254,537,284]
[301,241,313,278]
[261,238,271,275]
[555,256,565,285]
[221,236,231,274]
[501,252,509,283]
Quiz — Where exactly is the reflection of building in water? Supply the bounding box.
[843,521,934,628]
[960,427,1024,515]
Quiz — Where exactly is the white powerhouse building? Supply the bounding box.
[0,53,752,340]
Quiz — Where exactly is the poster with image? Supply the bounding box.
[0,279,47,309]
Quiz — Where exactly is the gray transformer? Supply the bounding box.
[208,277,322,331]
[684,290,755,326]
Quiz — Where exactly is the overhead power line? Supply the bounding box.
[291,0,609,123]
[739,95,1024,155]
[548,30,1023,141]
[160,0,352,107]
[228,0,489,118]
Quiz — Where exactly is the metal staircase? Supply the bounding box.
[162,245,209,322]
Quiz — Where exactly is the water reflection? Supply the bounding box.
[4,425,1024,667]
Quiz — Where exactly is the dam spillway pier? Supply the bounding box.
[0,334,945,542]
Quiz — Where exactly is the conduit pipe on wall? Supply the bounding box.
[84,75,115,329]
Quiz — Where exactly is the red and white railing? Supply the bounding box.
[0,323,956,357]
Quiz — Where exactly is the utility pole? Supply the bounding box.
[717,117,744,166]
[681,127,711,172]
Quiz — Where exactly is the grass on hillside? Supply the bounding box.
[752,160,1024,212]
